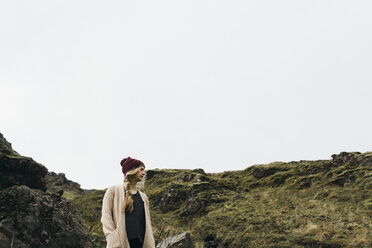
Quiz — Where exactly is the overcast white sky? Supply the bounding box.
[1,1,371,189]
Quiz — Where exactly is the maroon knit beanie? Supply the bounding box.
[120,157,145,176]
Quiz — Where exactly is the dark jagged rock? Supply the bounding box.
[183,196,208,216]
[0,133,48,191]
[47,172,83,190]
[50,172,69,186]
[145,169,167,181]
[152,180,226,216]
[0,155,48,191]
[250,166,282,179]
[331,152,362,167]
[181,182,219,216]
[330,151,372,168]
[328,152,372,186]
[156,232,195,248]
[330,170,357,186]
[178,172,210,183]
[0,133,92,247]
[0,185,92,248]
[204,235,227,248]
[154,184,187,213]
[192,168,206,175]
[0,133,19,156]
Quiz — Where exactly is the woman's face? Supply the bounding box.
[135,166,146,181]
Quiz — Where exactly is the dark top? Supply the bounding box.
[125,191,146,243]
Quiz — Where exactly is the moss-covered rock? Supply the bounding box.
[0,133,48,191]
[0,185,92,248]
[0,132,93,248]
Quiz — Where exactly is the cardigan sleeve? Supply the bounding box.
[101,187,116,236]
[143,193,151,218]
[143,193,156,247]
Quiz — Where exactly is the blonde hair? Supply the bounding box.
[123,166,146,213]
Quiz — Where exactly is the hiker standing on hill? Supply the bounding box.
[101,157,156,248]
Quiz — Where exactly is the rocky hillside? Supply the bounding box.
[54,151,372,247]
[144,152,372,247]
[2,132,371,247]
[0,133,92,248]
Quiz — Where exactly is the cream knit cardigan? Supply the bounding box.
[101,183,156,248]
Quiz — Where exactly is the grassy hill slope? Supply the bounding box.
[48,151,372,248]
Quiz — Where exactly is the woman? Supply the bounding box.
[101,157,156,248]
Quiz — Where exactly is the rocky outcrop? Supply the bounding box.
[151,179,226,216]
[0,185,92,248]
[0,154,48,191]
[328,151,372,186]
[204,235,228,248]
[331,151,372,167]
[0,133,19,156]
[155,184,187,213]
[0,132,92,248]
[177,171,210,183]
[156,232,194,248]
[250,166,283,179]
[0,133,48,191]
[47,172,83,190]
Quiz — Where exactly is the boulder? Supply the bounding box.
[47,172,82,190]
[0,185,92,248]
[204,235,227,248]
[331,152,361,167]
[156,184,187,213]
[156,232,194,248]
[0,133,48,191]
